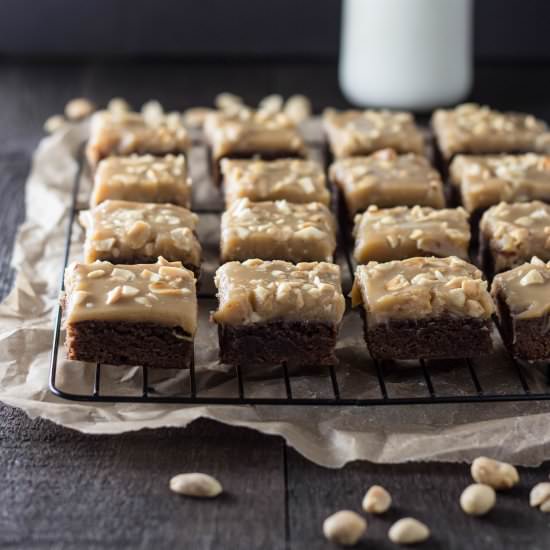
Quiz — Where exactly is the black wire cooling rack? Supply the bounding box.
[49,142,550,406]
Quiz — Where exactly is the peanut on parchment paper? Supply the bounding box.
[471,456,519,490]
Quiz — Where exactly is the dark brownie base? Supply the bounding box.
[363,314,494,360]
[218,320,339,366]
[495,292,550,361]
[65,320,193,369]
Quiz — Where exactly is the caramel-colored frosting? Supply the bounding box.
[352,256,494,324]
[449,154,550,212]
[80,200,201,268]
[322,108,425,158]
[353,205,470,264]
[491,257,550,320]
[203,108,306,161]
[86,110,190,167]
[220,198,336,263]
[329,149,445,217]
[213,259,345,326]
[91,154,191,208]
[221,158,330,206]
[63,258,197,335]
[432,103,550,160]
[480,201,550,272]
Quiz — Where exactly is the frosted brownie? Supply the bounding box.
[491,257,550,361]
[329,149,445,217]
[91,155,191,208]
[204,108,306,179]
[353,205,470,264]
[449,154,550,213]
[63,258,197,369]
[80,200,201,274]
[432,103,550,161]
[351,257,495,360]
[479,201,550,275]
[221,158,330,207]
[86,110,190,168]
[220,198,336,263]
[323,109,425,158]
[213,259,345,366]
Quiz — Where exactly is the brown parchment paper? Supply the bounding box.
[2,120,550,468]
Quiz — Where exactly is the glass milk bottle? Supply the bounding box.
[339,0,473,110]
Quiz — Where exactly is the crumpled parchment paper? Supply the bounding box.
[1,120,550,468]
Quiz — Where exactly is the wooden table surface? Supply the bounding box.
[1,59,550,550]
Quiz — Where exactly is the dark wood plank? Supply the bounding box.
[287,449,550,550]
[0,412,286,549]
[0,152,28,296]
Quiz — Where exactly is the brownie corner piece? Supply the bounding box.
[352,256,495,360]
[213,259,345,366]
[479,200,550,275]
[491,258,550,361]
[63,259,197,369]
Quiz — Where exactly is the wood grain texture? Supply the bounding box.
[0,413,286,549]
[287,450,550,550]
[1,60,550,549]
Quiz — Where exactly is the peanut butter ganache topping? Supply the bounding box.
[433,103,550,159]
[352,256,495,324]
[491,257,550,320]
[213,259,345,326]
[323,108,425,158]
[86,109,190,167]
[64,257,197,335]
[204,107,306,161]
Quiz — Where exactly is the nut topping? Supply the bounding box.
[106,285,123,305]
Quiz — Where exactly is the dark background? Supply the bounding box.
[0,0,549,61]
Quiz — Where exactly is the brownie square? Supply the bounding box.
[204,108,306,181]
[213,259,345,366]
[80,200,201,275]
[221,158,330,207]
[90,154,191,208]
[322,108,425,159]
[220,198,336,263]
[479,201,550,275]
[86,110,190,168]
[449,154,550,214]
[329,149,445,218]
[351,256,495,360]
[63,258,197,369]
[432,103,550,161]
[353,205,470,264]
[491,258,550,361]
